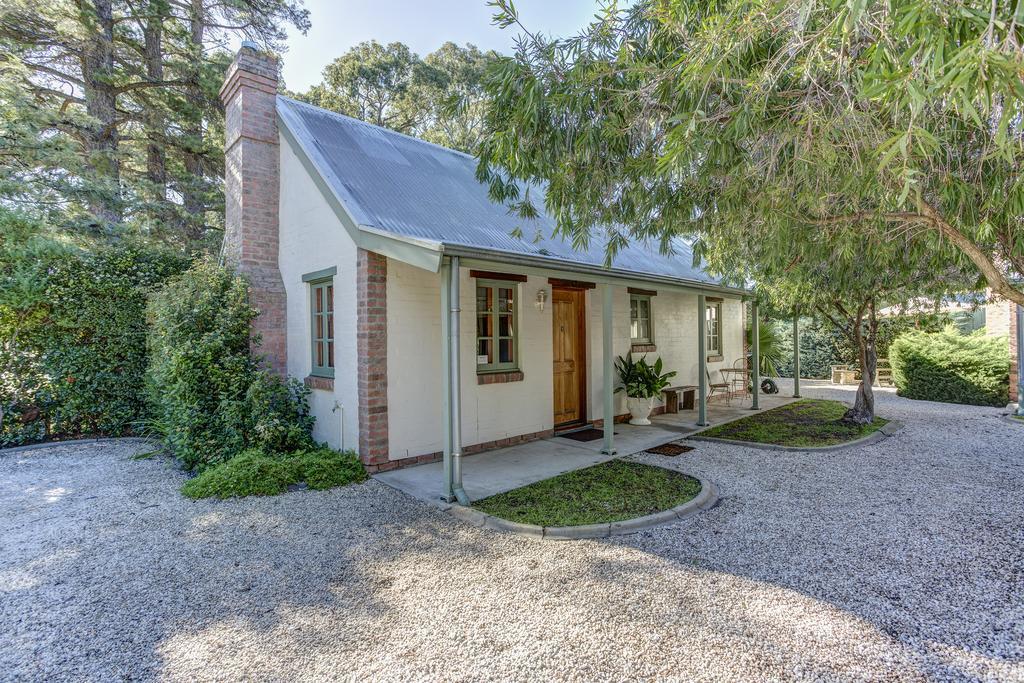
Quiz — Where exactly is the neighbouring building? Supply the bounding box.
[984,295,1022,404]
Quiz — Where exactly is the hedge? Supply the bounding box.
[774,314,952,379]
[889,328,1009,407]
[0,217,189,446]
[146,262,315,471]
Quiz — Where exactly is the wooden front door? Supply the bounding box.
[552,287,586,427]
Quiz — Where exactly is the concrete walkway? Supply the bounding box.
[376,392,797,502]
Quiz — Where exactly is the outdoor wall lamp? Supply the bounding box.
[535,288,548,312]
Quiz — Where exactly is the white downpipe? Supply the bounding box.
[447,256,470,505]
[440,260,453,502]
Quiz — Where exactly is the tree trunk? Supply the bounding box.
[78,0,122,226]
[843,300,877,425]
[143,1,167,207]
[180,0,207,242]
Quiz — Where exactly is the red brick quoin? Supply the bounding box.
[358,249,390,471]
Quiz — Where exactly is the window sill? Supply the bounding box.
[477,370,524,385]
[631,343,657,353]
[706,355,724,363]
[304,375,334,391]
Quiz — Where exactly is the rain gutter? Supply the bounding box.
[439,243,751,299]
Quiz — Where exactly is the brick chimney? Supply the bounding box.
[219,42,287,375]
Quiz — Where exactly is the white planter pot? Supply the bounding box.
[626,396,654,425]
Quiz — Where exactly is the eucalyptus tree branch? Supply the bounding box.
[919,201,1024,307]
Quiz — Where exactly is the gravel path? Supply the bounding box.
[2,384,1022,682]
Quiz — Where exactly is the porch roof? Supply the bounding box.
[277,96,749,298]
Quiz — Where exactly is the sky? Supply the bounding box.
[266,0,614,92]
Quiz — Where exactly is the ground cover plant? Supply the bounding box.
[472,459,701,527]
[699,399,887,447]
[181,446,367,499]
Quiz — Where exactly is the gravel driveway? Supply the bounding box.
[2,384,1022,682]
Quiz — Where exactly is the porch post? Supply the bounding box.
[1016,304,1023,415]
[792,314,801,398]
[445,256,469,505]
[440,259,453,502]
[601,283,616,455]
[750,299,760,410]
[697,293,709,426]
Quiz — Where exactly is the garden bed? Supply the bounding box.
[471,459,701,527]
[696,399,888,447]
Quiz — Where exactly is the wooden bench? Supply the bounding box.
[663,385,698,413]
[875,359,894,388]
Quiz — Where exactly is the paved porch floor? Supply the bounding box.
[376,392,798,503]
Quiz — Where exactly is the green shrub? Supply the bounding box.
[773,318,846,379]
[889,327,1009,407]
[774,313,952,379]
[0,214,189,446]
[146,262,314,470]
[181,446,366,499]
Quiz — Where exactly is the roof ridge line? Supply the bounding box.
[277,95,480,162]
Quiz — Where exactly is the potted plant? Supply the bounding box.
[614,355,677,425]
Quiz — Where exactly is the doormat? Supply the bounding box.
[646,442,695,456]
[558,428,616,442]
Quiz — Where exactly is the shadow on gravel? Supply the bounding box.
[600,388,1024,681]
[2,397,1022,682]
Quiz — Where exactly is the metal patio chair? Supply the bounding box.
[707,369,732,406]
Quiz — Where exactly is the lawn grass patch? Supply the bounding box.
[181,447,366,499]
[472,459,701,527]
[699,398,887,447]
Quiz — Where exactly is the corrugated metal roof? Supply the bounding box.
[277,96,730,289]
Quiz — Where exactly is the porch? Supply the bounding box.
[377,392,797,504]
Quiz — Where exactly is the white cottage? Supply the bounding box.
[220,44,757,501]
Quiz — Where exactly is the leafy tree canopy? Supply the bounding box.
[0,0,309,248]
[294,40,500,153]
[479,0,1024,306]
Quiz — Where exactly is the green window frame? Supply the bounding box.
[305,270,336,378]
[475,279,518,373]
[705,301,722,355]
[630,294,653,344]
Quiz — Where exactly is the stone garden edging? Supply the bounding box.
[448,474,720,540]
[686,420,903,452]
